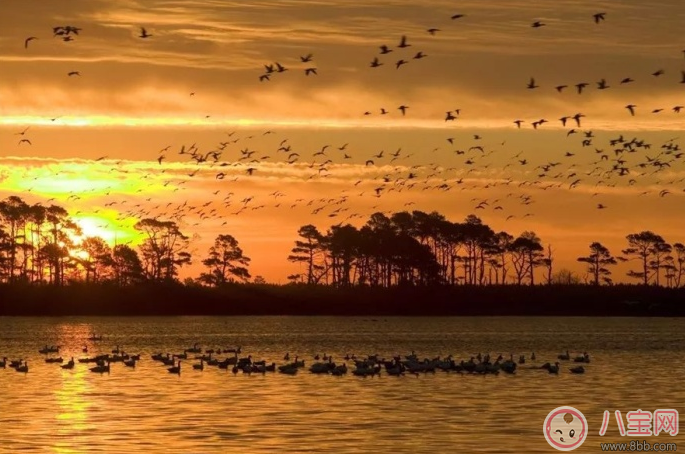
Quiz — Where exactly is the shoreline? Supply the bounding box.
[0,283,683,317]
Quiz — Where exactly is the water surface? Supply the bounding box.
[0,316,682,453]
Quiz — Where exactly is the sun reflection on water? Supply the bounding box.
[52,324,94,454]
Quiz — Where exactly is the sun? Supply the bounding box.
[71,213,140,244]
[72,216,118,243]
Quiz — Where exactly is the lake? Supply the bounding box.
[0,316,682,453]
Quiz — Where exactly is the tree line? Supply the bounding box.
[0,195,683,288]
[0,196,250,286]
[286,211,685,288]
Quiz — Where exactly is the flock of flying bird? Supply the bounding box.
[6,7,685,240]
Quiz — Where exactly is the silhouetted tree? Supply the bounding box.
[111,244,144,286]
[79,236,112,282]
[323,224,359,287]
[541,244,554,285]
[577,242,617,285]
[509,231,544,285]
[199,234,251,286]
[649,240,672,287]
[490,231,513,285]
[0,196,29,282]
[136,218,191,282]
[288,224,325,284]
[44,205,81,286]
[672,243,685,288]
[622,231,666,285]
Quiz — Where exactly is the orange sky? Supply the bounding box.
[0,0,684,282]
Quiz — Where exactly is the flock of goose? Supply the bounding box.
[4,4,684,246]
[0,343,591,377]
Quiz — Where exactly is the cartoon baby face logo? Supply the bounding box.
[543,406,588,451]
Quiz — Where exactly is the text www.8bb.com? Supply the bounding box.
[600,440,677,452]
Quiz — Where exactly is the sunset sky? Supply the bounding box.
[1,0,684,282]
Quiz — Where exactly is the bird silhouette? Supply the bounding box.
[24,37,37,49]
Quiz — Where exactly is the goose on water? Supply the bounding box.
[168,362,181,374]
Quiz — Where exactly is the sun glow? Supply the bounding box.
[70,214,141,248]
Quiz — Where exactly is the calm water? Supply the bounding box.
[0,316,683,453]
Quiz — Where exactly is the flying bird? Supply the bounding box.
[625,104,636,116]
[300,53,313,63]
[451,14,465,20]
[24,37,37,49]
[575,82,589,94]
[139,27,152,38]
[593,13,606,23]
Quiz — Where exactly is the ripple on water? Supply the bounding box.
[0,316,683,454]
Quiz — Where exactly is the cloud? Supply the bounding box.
[1,0,685,131]
[0,0,684,281]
